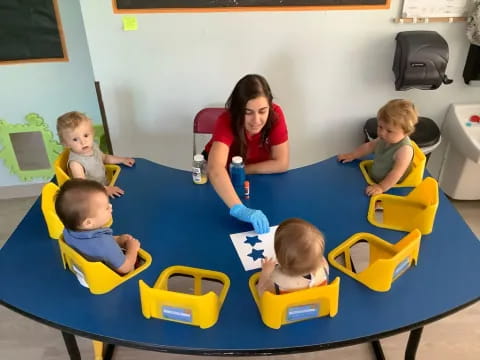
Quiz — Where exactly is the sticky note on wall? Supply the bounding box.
[122,16,138,31]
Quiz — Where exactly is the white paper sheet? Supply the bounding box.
[402,0,470,18]
[230,226,278,271]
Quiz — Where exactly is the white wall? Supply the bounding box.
[80,0,480,171]
[0,0,101,188]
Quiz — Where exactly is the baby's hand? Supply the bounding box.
[337,153,356,163]
[105,185,125,198]
[261,257,277,274]
[128,237,141,252]
[119,234,134,243]
[121,157,135,167]
[366,184,383,196]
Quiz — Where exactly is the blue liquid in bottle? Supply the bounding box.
[230,156,246,196]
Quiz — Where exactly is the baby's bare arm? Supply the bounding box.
[68,161,86,179]
[105,185,124,198]
[338,139,378,163]
[256,257,276,296]
[378,145,413,192]
[367,145,413,196]
[115,236,141,275]
[114,234,134,247]
[103,153,135,167]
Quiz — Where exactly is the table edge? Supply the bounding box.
[1,296,478,355]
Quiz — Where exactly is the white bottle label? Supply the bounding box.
[192,167,201,182]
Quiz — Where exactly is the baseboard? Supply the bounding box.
[0,183,46,199]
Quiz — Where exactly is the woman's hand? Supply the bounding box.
[230,204,270,234]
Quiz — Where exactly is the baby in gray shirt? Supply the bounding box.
[57,111,135,197]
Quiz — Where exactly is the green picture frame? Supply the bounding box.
[0,113,63,181]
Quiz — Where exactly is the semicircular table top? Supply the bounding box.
[0,157,479,356]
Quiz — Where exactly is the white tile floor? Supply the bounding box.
[0,197,479,360]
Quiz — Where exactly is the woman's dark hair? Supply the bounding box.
[226,74,276,159]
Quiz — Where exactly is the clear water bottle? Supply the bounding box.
[229,156,246,196]
[192,154,207,184]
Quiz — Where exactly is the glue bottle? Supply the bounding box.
[229,156,246,196]
[192,154,207,184]
[244,180,250,199]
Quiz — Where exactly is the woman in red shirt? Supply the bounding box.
[204,74,289,234]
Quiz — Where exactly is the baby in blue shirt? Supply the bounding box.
[55,178,140,275]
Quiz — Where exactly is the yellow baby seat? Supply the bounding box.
[359,140,426,187]
[41,182,65,239]
[367,177,439,235]
[139,266,230,329]
[328,229,421,292]
[58,235,151,295]
[41,182,112,239]
[248,273,340,329]
[54,148,121,187]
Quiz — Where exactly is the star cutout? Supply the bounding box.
[247,248,265,261]
[244,235,262,247]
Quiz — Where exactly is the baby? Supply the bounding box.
[257,218,329,296]
[57,111,135,197]
[338,99,418,196]
[55,178,141,276]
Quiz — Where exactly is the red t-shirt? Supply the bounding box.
[204,103,288,164]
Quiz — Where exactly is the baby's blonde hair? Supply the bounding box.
[56,111,92,142]
[377,99,418,135]
[274,218,325,277]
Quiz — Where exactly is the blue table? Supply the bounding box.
[1,157,479,359]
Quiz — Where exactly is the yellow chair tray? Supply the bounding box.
[58,236,151,295]
[54,148,121,187]
[367,177,439,235]
[139,266,230,329]
[328,230,421,292]
[249,272,340,329]
[41,182,112,240]
[359,140,426,188]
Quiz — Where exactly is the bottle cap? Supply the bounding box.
[194,154,204,162]
[244,180,249,186]
[232,156,243,164]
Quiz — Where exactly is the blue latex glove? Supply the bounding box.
[230,204,270,234]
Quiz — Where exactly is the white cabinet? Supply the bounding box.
[429,104,480,200]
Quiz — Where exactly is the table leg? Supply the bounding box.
[405,327,423,360]
[61,331,81,360]
[370,340,386,360]
[104,343,116,360]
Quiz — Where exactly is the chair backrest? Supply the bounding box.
[249,273,340,329]
[328,230,421,292]
[54,149,71,186]
[41,182,63,239]
[53,148,121,187]
[359,140,426,188]
[193,107,224,155]
[193,108,224,134]
[58,236,152,295]
[139,265,230,329]
[368,177,439,234]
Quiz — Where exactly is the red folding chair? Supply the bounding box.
[193,107,224,155]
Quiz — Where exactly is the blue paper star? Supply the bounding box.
[248,248,265,261]
[244,235,262,247]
